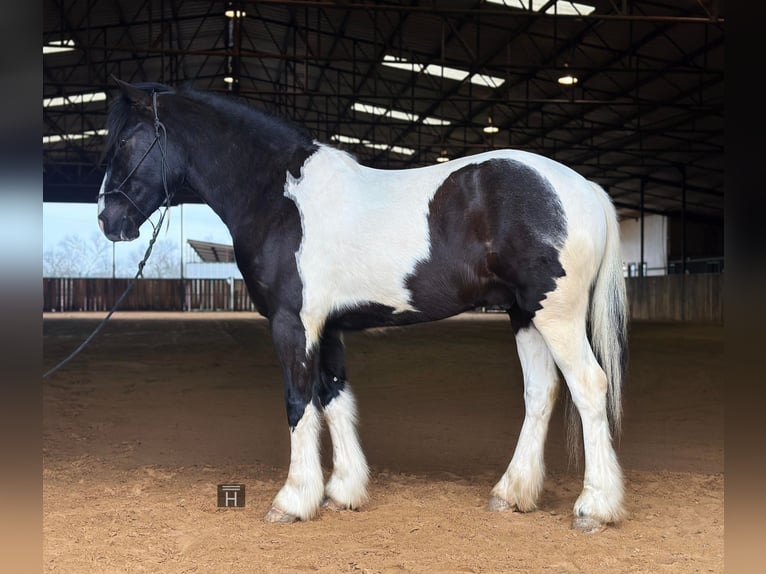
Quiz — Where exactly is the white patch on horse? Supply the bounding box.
[285,145,445,351]
[97,171,108,216]
[271,402,324,521]
[323,386,369,509]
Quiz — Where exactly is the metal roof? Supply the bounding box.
[187,239,235,263]
[43,0,724,223]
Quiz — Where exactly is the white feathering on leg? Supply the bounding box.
[271,402,325,520]
[323,386,369,509]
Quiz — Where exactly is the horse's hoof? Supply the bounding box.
[264,506,298,523]
[321,496,354,511]
[487,495,513,513]
[571,515,607,534]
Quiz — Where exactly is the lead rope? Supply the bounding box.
[43,91,173,379]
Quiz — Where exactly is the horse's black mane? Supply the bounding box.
[184,89,314,142]
[103,82,314,164]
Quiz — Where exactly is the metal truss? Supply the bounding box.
[43,0,724,222]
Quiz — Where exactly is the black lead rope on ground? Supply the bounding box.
[42,213,168,379]
[43,91,173,380]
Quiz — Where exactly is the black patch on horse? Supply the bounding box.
[406,158,566,330]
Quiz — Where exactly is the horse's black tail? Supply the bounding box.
[566,182,628,464]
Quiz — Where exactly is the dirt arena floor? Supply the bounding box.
[43,312,723,573]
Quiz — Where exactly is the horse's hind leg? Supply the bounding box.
[490,320,559,513]
[316,329,369,511]
[533,309,626,532]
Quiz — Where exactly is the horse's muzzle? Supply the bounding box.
[98,213,140,242]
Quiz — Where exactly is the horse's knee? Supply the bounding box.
[316,329,347,407]
[316,372,346,407]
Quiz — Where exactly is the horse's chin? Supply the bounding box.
[118,229,140,241]
[103,231,140,242]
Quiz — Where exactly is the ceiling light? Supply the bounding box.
[224,2,246,18]
[223,76,235,84]
[483,116,500,134]
[436,150,449,163]
[557,74,578,85]
[43,39,76,54]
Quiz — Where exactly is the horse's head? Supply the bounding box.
[98,78,179,241]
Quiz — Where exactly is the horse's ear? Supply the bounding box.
[112,77,152,110]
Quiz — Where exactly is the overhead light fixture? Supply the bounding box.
[223,76,235,84]
[483,116,499,134]
[43,39,76,54]
[224,2,246,18]
[557,61,579,85]
[436,150,449,163]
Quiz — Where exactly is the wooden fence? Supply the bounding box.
[43,274,723,322]
[625,273,723,322]
[43,277,257,312]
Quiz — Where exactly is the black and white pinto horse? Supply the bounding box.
[98,80,627,532]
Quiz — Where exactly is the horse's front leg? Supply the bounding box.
[316,329,369,511]
[265,311,324,523]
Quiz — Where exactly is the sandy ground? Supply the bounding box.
[43,313,723,573]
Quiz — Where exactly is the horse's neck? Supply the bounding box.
[176,116,311,238]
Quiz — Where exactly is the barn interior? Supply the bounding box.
[43,0,724,265]
[42,4,725,572]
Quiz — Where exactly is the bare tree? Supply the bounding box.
[44,233,181,278]
[43,232,111,277]
[119,238,180,278]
